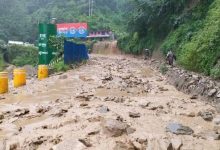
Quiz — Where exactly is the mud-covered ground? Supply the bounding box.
[0,54,220,150]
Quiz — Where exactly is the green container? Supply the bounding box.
[38,23,57,65]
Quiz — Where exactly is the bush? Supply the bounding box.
[52,61,70,72]
[7,45,38,66]
[160,0,220,76]
[210,67,220,79]
[0,56,4,71]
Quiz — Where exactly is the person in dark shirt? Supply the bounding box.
[166,50,176,66]
[144,49,151,60]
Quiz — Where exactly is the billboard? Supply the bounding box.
[57,23,88,38]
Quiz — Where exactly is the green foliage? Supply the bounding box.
[118,0,193,54]
[161,0,220,75]
[0,0,128,42]
[7,45,38,66]
[210,68,220,80]
[0,56,4,71]
[52,61,70,72]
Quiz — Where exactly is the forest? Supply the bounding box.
[0,0,220,78]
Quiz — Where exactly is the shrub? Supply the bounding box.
[52,61,70,72]
[7,45,38,66]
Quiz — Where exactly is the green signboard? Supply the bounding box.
[38,23,57,65]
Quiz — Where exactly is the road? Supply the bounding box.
[0,54,219,150]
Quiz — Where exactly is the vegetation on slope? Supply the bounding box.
[118,0,220,79]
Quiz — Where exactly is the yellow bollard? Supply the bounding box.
[0,72,8,94]
[14,68,26,88]
[38,65,48,80]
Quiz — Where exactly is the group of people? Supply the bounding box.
[143,49,176,66]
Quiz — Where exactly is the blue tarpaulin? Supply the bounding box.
[64,40,89,64]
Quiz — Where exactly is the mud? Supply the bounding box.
[0,54,220,150]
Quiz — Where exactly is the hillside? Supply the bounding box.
[0,0,128,43]
[118,0,220,79]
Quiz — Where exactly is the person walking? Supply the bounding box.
[166,50,176,66]
[144,48,151,60]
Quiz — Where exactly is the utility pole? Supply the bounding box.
[91,0,94,16]
[89,0,94,16]
[89,0,91,16]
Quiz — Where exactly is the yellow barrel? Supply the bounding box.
[14,68,26,88]
[0,72,8,94]
[38,65,48,80]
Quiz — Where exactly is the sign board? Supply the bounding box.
[38,23,57,65]
[57,23,88,38]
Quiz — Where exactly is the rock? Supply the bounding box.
[76,94,93,101]
[0,97,5,100]
[97,106,109,113]
[136,138,148,145]
[101,119,128,137]
[198,111,213,121]
[102,75,113,81]
[139,102,151,109]
[171,138,183,150]
[216,92,220,98]
[87,130,100,136]
[213,126,220,133]
[131,141,144,150]
[52,109,68,117]
[190,95,198,99]
[113,141,136,150]
[49,136,62,145]
[59,75,68,79]
[0,113,4,120]
[187,112,196,117]
[129,112,141,118]
[159,87,168,91]
[166,123,194,135]
[148,105,164,111]
[6,141,20,150]
[208,89,217,97]
[78,138,92,147]
[80,103,88,107]
[53,139,86,150]
[156,78,164,82]
[216,104,220,113]
[198,131,220,140]
[13,108,29,117]
[36,106,50,114]
[126,127,136,134]
[213,116,220,125]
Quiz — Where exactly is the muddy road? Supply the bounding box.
[0,54,220,150]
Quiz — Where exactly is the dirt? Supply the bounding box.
[0,54,220,150]
[92,41,121,55]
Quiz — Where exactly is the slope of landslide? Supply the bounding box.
[0,54,219,149]
[92,41,121,55]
